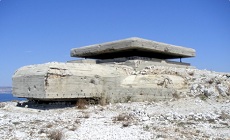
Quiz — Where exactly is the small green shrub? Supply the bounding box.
[143,125,150,131]
[198,94,207,101]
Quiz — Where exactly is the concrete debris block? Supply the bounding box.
[197,84,205,93]
[189,112,195,116]
[191,84,199,91]
[216,84,228,97]
[203,87,215,97]
[141,116,149,121]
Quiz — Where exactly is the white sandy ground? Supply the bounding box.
[0,97,229,140]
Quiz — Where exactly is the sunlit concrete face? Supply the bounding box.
[71,37,196,59]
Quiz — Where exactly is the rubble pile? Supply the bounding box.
[136,66,230,100]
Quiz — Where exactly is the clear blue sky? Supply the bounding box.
[0,0,230,86]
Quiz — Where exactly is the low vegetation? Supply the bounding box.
[48,130,63,140]
[113,113,135,127]
[76,99,88,109]
[0,103,6,108]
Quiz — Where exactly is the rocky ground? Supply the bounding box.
[0,98,229,140]
[0,67,230,140]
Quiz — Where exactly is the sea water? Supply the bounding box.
[0,93,26,102]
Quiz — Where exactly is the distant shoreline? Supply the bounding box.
[0,87,12,94]
[0,92,12,94]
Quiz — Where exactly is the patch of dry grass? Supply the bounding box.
[76,99,88,109]
[219,111,230,121]
[46,124,53,128]
[172,92,180,99]
[113,113,135,127]
[0,102,6,108]
[48,129,63,140]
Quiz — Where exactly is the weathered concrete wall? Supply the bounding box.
[13,62,128,101]
[13,62,189,103]
[103,74,187,103]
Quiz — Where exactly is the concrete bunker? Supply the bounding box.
[12,37,196,103]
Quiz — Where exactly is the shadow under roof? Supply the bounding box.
[71,37,196,59]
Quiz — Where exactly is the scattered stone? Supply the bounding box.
[142,116,149,121]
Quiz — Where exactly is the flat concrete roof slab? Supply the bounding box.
[71,37,196,59]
